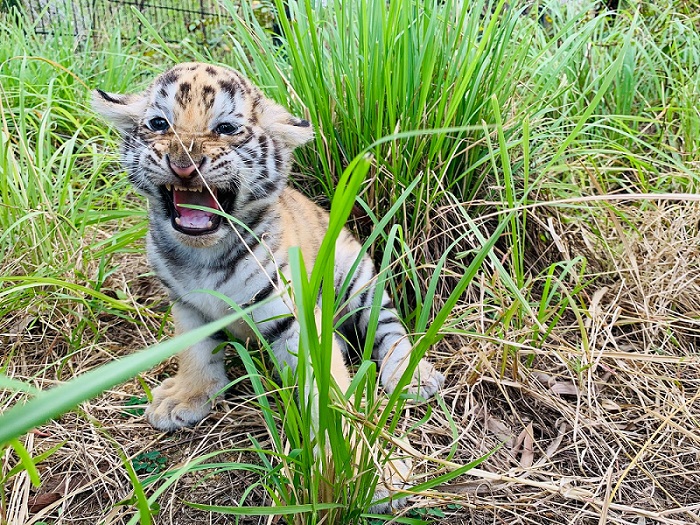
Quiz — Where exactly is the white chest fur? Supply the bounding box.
[146,231,291,340]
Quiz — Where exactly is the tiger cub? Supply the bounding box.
[93,62,444,436]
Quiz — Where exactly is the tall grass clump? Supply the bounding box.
[212,0,697,316]
[221,0,523,225]
[510,1,699,195]
[0,13,159,346]
[0,15,164,515]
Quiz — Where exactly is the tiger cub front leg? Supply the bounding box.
[145,304,229,431]
[357,288,445,399]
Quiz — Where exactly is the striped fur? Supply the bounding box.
[93,62,444,436]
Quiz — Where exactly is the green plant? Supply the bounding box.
[0,14,158,358]
[132,450,168,474]
[222,0,525,230]
[121,396,148,417]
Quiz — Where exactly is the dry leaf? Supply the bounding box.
[545,421,568,458]
[601,399,622,412]
[586,286,609,328]
[28,493,61,513]
[532,371,580,396]
[512,423,535,468]
[485,414,513,447]
[550,382,580,396]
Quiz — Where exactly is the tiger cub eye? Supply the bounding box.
[148,117,169,132]
[214,122,239,135]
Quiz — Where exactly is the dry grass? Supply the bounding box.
[3,198,700,524]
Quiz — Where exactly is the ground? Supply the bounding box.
[3,200,700,524]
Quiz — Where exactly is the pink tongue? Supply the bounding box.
[173,188,219,230]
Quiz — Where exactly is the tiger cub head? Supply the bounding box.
[93,62,313,247]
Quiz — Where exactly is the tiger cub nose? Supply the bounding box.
[169,161,201,179]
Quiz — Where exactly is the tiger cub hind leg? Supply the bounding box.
[316,310,415,512]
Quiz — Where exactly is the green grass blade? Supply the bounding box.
[7,438,41,487]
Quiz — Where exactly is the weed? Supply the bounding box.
[132,450,168,475]
[121,396,148,418]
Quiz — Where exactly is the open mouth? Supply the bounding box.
[162,184,222,235]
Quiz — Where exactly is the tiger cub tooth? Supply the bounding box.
[166,184,172,191]
[175,217,181,225]
[206,221,213,228]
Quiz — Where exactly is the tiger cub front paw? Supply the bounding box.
[408,359,445,399]
[145,376,227,431]
[382,359,445,399]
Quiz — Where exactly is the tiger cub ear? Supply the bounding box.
[92,89,148,133]
[259,99,314,149]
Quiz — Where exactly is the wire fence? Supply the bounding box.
[21,0,230,43]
